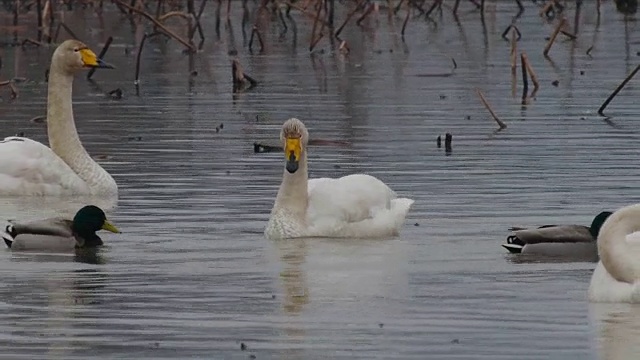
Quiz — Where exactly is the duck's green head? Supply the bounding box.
[73,205,120,237]
[589,211,613,239]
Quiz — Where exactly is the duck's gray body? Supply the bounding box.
[502,225,598,258]
[2,218,80,251]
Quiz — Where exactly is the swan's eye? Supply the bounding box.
[73,48,79,52]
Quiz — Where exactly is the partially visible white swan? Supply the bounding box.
[0,39,117,197]
[588,203,640,303]
[264,118,414,240]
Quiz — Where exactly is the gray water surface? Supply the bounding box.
[0,2,638,359]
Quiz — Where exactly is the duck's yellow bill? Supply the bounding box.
[80,48,114,69]
[101,220,121,233]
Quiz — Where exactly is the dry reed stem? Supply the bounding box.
[335,0,363,40]
[425,0,442,18]
[0,80,18,99]
[401,0,410,39]
[539,1,553,17]
[54,22,81,42]
[510,28,517,98]
[232,58,258,92]
[543,17,566,57]
[510,28,517,76]
[475,88,507,129]
[157,11,190,21]
[339,40,349,55]
[586,46,593,56]
[282,1,330,26]
[559,30,576,40]
[598,63,640,116]
[249,26,264,53]
[520,53,529,104]
[309,0,324,51]
[393,0,406,15]
[114,0,196,52]
[356,2,374,26]
[521,52,539,96]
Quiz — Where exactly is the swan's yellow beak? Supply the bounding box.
[285,137,301,174]
[80,48,114,69]
[101,219,121,233]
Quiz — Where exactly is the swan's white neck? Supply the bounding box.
[598,204,640,284]
[47,63,116,195]
[273,153,308,219]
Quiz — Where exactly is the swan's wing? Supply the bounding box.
[0,137,89,195]
[307,174,397,224]
[510,225,594,245]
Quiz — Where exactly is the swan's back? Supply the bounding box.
[306,174,414,238]
[0,137,89,195]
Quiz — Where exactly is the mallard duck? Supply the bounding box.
[501,211,613,257]
[0,39,118,196]
[589,204,640,303]
[264,118,414,240]
[2,205,120,251]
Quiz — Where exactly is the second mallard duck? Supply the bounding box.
[2,205,120,251]
[501,211,613,257]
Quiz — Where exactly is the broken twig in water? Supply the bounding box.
[521,52,539,96]
[248,26,264,53]
[510,28,517,77]
[232,59,258,93]
[598,63,640,116]
[0,79,18,99]
[520,53,529,104]
[543,17,567,57]
[401,1,410,40]
[309,0,324,52]
[476,88,507,129]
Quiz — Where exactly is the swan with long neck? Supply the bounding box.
[588,203,640,303]
[265,118,414,240]
[0,39,117,196]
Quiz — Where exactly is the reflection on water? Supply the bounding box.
[0,1,635,359]
[590,304,640,360]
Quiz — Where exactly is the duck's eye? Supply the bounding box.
[73,48,79,52]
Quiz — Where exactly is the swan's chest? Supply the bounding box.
[265,209,306,240]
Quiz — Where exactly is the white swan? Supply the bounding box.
[264,118,414,240]
[588,203,640,303]
[0,39,117,196]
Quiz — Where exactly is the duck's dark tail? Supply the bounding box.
[501,235,525,254]
[2,225,15,248]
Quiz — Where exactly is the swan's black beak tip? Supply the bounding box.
[286,160,298,173]
[286,152,298,173]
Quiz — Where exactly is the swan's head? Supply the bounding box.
[280,118,309,174]
[52,39,114,74]
[589,210,614,238]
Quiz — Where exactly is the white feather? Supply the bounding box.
[0,137,91,196]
